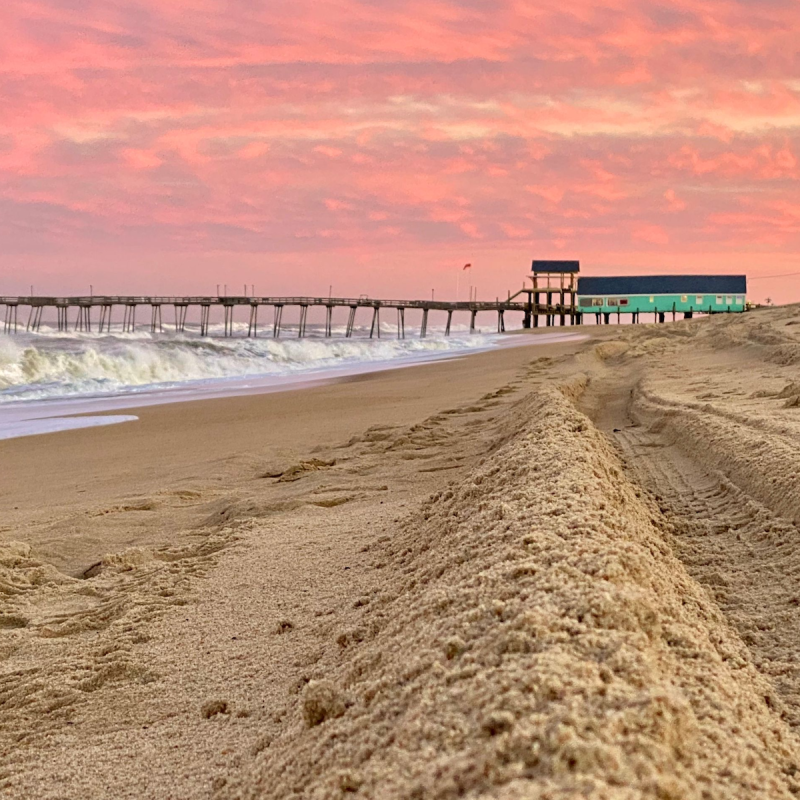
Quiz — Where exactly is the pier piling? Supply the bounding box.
[248,304,259,337]
[369,306,381,339]
[175,304,188,333]
[151,304,163,333]
[223,304,234,337]
[123,303,137,333]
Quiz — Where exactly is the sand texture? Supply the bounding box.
[3,310,800,798]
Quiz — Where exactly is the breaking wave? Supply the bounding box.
[0,325,498,404]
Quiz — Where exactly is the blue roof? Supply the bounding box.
[578,275,746,296]
[532,260,580,273]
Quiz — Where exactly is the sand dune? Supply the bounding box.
[3,309,800,798]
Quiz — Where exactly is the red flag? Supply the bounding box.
[463,263,472,270]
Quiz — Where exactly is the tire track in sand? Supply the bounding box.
[581,354,800,732]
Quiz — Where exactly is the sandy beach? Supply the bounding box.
[4,309,800,799]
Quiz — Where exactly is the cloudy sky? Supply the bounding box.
[1,0,799,302]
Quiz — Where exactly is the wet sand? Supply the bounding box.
[4,309,800,799]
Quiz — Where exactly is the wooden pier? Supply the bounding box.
[0,293,578,338]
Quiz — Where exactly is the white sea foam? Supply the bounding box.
[0,326,498,404]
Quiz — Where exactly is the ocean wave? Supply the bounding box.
[0,327,497,403]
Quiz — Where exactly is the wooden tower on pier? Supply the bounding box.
[520,260,579,327]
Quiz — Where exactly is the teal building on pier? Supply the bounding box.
[576,274,747,323]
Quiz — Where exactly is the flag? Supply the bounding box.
[463,263,472,270]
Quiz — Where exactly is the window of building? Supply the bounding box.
[696,295,703,304]
[607,298,619,307]
[591,298,604,307]
[578,297,594,307]
[716,295,723,304]
[726,296,732,304]
[680,295,688,303]
[736,295,744,304]
[619,298,629,306]
[649,296,655,302]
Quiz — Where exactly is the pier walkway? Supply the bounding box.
[0,294,574,338]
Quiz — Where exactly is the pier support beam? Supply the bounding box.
[27,305,44,332]
[346,306,356,338]
[75,305,91,332]
[3,304,18,334]
[445,309,452,336]
[151,304,163,333]
[174,304,188,333]
[470,309,477,333]
[325,305,333,337]
[98,304,113,332]
[123,304,137,333]
[397,307,405,339]
[223,304,234,337]
[420,308,428,338]
[273,305,283,338]
[298,305,308,337]
[497,309,505,333]
[369,306,381,338]
[199,304,210,336]
[248,304,259,337]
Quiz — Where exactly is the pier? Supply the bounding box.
[0,293,578,338]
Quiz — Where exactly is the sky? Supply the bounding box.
[1,0,799,303]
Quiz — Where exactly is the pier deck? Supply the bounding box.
[0,294,575,337]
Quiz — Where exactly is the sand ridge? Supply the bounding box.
[220,381,800,799]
